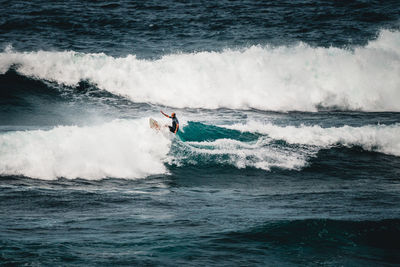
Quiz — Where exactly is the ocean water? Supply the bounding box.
[1,0,400,266]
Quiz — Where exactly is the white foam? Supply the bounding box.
[223,121,400,157]
[0,119,172,180]
[170,137,316,171]
[1,29,399,111]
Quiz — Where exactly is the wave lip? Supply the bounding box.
[0,119,171,180]
[1,29,400,112]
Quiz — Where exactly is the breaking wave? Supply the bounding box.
[0,119,171,180]
[0,29,399,112]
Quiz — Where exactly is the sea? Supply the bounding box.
[1,0,400,266]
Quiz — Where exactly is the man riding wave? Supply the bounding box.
[160,110,179,134]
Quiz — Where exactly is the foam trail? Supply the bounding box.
[170,137,317,171]
[1,30,399,112]
[0,119,171,180]
[224,122,400,157]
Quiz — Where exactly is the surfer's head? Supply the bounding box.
[171,112,176,118]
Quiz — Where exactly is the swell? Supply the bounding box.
[0,69,125,106]
[0,69,144,127]
[1,0,399,57]
[0,69,62,106]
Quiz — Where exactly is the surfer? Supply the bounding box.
[161,110,179,134]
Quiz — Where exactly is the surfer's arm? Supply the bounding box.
[160,110,170,118]
[174,123,179,134]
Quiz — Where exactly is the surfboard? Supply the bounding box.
[149,118,161,130]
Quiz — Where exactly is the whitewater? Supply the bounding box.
[1,29,399,112]
[223,121,400,157]
[0,119,171,179]
[1,116,399,180]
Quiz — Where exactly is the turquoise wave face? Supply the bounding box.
[170,121,312,172]
[177,121,260,142]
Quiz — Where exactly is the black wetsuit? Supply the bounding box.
[169,117,179,133]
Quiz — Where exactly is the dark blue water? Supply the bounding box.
[2,0,399,57]
[1,1,400,266]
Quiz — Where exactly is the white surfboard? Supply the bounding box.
[149,118,161,130]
